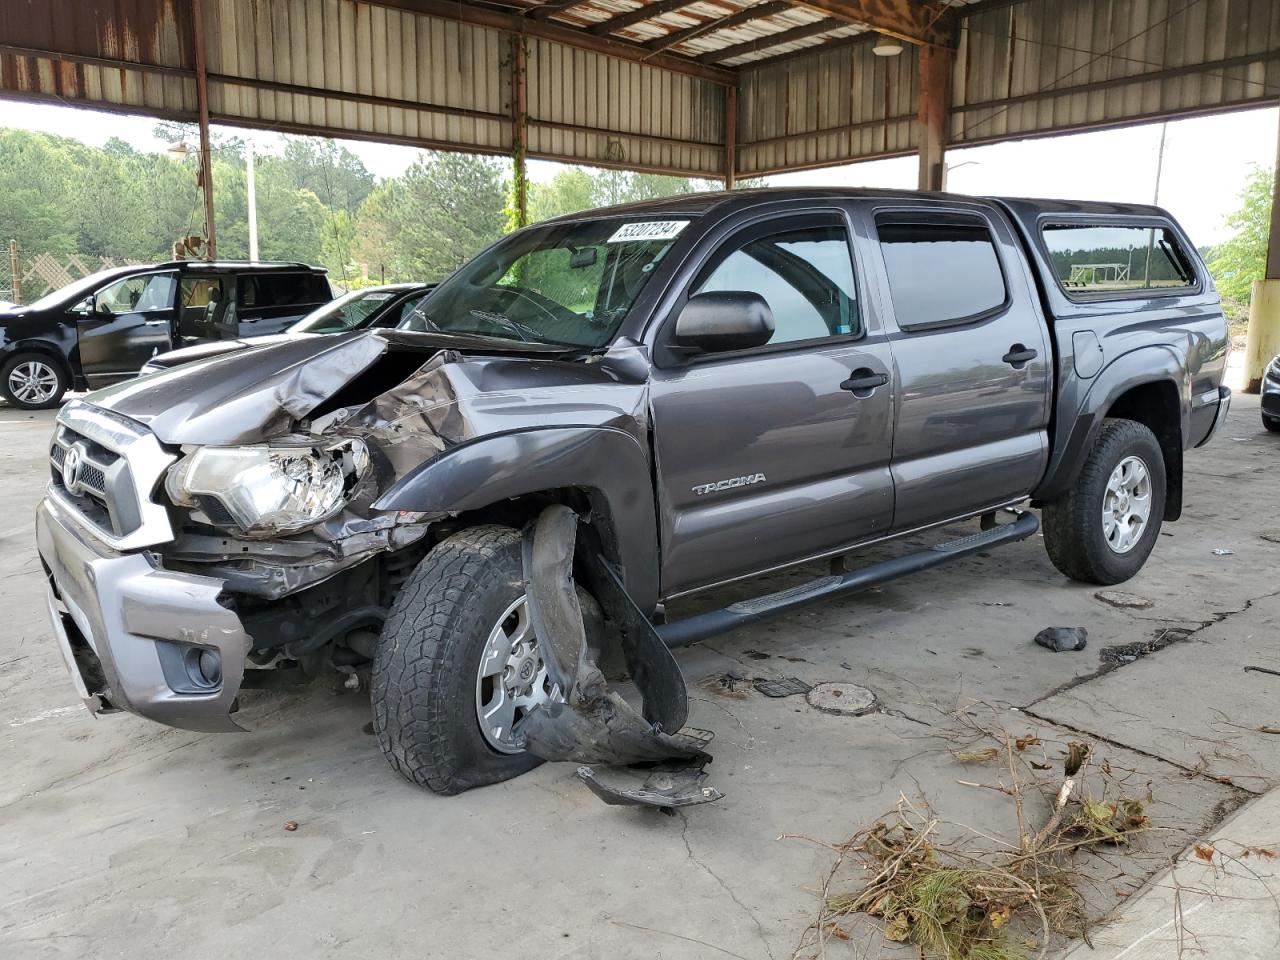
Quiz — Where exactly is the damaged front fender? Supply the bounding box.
[518,505,721,809]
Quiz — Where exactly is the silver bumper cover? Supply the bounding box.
[36,494,252,733]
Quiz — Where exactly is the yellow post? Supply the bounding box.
[1244,120,1280,393]
[1244,279,1280,393]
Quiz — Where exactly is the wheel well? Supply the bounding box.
[421,486,626,576]
[1104,380,1182,521]
[4,345,71,377]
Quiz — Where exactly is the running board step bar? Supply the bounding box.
[656,510,1041,650]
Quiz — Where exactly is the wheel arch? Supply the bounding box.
[1035,346,1187,520]
[2,340,74,379]
[373,426,660,613]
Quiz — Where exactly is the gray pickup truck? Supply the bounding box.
[37,189,1230,808]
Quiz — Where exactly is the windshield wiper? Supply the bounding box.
[468,310,540,343]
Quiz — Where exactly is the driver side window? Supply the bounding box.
[693,217,860,347]
[95,273,175,314]
[691,216,860,348]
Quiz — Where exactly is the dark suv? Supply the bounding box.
[0,261,331,409]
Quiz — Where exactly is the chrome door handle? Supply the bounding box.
[144,319,169,326]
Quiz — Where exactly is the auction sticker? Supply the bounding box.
[607,220,689,243]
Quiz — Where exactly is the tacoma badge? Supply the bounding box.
[692,473,766,496]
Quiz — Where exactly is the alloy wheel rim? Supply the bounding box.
[475,595,557,754]
[1102,455,1152,554]
[8,361,59,404]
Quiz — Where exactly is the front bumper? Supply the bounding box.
[1263,374,1280,422]
[36,494,252,732]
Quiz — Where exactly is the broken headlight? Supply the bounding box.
[166,439,370,536]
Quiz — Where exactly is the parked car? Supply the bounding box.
[36,189,1230,809]
[1,261,331,409]
[1263,354,1280,432]
[139,283,437,375]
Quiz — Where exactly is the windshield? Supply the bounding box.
[399,216,690,347]
[26,268,136,312]
[290,288,403,334]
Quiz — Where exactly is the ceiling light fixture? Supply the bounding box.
[871,33,904,57]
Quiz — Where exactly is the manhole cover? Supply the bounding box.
[806,682,878,716]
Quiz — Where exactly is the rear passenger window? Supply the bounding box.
[239,273,329,309]
[1042,223,1196,295]
[875,214,1007,330]
[693,217,860,346]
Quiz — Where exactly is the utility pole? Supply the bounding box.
[192,0,217,259]
[246,138,259,261]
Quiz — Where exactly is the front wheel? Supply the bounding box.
[1042,418,1166,585]
[1264,414,1280,434]
[2,352,68,409]
[371,525,573,794]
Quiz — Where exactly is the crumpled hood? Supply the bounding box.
[144,333,302,370]
[82,329,586,446]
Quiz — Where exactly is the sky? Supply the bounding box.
[0,98,1274,246]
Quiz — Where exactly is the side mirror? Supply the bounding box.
[671,291,774,356]
[71,295,94,315]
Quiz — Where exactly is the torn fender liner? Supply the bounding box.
[519,505,720,808]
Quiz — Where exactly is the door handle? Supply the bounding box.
[1002,344,1038,368]
[144,319,169,326]
[840,369,889,393]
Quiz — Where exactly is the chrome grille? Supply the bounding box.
[46,402,177,550]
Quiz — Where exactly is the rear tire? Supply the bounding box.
[2,352,68,409]
[1263,415,1280,433]
[1042,418,1166,585]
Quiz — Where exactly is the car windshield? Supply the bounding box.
[289,288,404,334]
[398,216,691,347]
[27,268,135,312]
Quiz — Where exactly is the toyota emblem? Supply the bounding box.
[62,443,86,496]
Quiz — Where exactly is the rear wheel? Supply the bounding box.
[2,353,68,409]
[1042,418,1166,585]
[1263,414,1280,433]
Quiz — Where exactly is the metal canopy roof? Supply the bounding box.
[0,0,1277,181]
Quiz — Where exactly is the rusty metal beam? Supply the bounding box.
[724,84,738,188]
[645,1,792,54]
[511,35,529,228]
[697,17,845,64]
[916,41,951,190]
[530,0,592,20]
[357,0,736,85]
[588,0,696,35]
[191,0,216,259]
[788,0,950,46]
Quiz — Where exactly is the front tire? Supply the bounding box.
[371,525,553,794]
[1042,418,1166,585]
[1263,414,1280,434]
[2,352,68,409]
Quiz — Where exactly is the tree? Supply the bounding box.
[1209,165,1273,306]
[356,152,507,281]
[529,168,595,223]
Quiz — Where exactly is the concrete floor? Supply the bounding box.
[2,395,1278,960]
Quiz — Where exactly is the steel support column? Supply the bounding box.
[192,0,217,259]
[917,43,952,192]
[724,85,738,190]
[511,35,529,229]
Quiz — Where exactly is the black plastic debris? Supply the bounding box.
[752,676,812,698]
[1034,626,1088,652]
